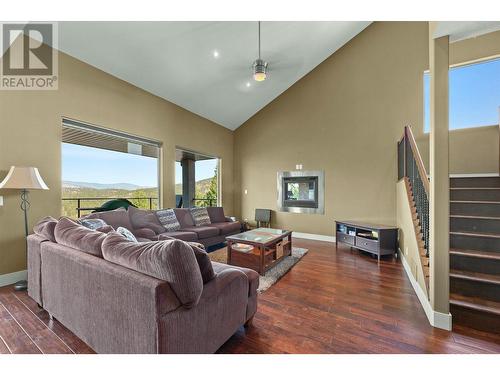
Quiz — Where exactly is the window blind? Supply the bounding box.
[62,118,161,159]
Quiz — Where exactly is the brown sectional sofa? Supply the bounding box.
[27,207,258,354]
[85,206,242,247]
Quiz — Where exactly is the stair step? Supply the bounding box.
[450,188,500,202]
[450,269,500,286]
[450,215,500,235]
[450,293,500,316]
[450,176,500,188]
[451,200,500,204]
[450,215,500,220]
[450,248,500,261]
[450,187,500,190]
[450,231,500,239]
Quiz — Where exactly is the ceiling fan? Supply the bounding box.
[253,21,268,82]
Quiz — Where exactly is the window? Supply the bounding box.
[175,148,220,208]
[424,57,500,132]
[61,119,161,217]
[194,158,219,207]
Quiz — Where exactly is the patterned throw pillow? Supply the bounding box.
[116,227,138,242]
[189,207,211,227]
[79,218,107,230]
[156,209,181,232]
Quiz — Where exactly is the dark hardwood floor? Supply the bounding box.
[1,238,499,354]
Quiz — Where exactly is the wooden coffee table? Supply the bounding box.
[226,228,292,275]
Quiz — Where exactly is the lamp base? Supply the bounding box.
[14,279,27,291]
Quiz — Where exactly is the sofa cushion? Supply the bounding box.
[130,227,157,240]
[173,208,195,228]
[84,208,132,231]
[208,221,241,235]
[54,217,107,257]
[102,233,203,308]
[182,226,219,239]
[156,209,181,232]
[206,207,226,223]
[33,216,58,242]
[96,225,115,234]
[128,206,165,234]
[158,231,198,242]
[189,207,211,227]
[212,262,259,297]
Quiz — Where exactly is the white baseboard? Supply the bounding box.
[292,232,335,243]
[399,250,452,331]
[0,269,27,287]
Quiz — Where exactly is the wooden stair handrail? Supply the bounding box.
[405,125,430,195]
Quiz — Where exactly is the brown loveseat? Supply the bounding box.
[27,208,258,354]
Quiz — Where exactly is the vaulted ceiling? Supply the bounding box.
[58,22,371,130]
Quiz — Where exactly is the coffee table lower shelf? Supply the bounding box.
[226,235,292,275]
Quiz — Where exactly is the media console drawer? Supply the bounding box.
[336,232,355,245]
[355,236,379,253]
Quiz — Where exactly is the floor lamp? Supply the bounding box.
[0,166,49,291]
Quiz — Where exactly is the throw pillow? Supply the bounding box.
[116,227,138,242]
[189,207,211,227]
[80,218,107,230]
[156,209,181,232]
[102,233,203,308]
[188,242,216,283]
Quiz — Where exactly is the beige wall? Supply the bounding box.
[234,22,429,234]
[0,51,234,276]
[396,180,428,297]
[414,29,500,174]
[417,125,499,174]
[235,23,500,236]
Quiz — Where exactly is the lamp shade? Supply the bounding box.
[0,166,49,190]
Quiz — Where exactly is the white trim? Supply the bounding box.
[399,250,452,331]
[450,173,499,178]
[292,232,335,243]
[0,269,27,287]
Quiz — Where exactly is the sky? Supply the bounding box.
[175,159,218,184]
[424,57,500,132]
[62,143,217,187]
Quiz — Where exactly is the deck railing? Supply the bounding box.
[398,126,430,256]
[192,198,218,207]
[62,197,159,217]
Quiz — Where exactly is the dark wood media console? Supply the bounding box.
[335,220,398,262]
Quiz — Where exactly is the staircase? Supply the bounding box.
[398,126,430,295]
[405,178,430,290]
[450,176,500,333]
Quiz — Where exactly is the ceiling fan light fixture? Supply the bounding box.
[253,58,267,82]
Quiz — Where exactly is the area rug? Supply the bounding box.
[208,246,308,293]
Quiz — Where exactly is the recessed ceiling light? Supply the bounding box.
[213,50,219,58]
[246,82,251,88]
